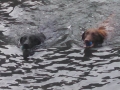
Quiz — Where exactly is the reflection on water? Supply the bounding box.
[1,0,120,90]
[1,45,120,90]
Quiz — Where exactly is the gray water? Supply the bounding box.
[1,0,120,90]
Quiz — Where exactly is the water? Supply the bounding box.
[0,0,120,90]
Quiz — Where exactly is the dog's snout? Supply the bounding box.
[84,39,91,42]
[23,44,30,49]
[22,38,30,49]
[85,40,89,42]
[84,34,92,42]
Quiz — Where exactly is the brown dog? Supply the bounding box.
[82,27,107,47]
[82,14,115,47]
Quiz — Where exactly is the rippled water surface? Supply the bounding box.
[1,0,120,90]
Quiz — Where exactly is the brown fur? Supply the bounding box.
[82,27,107,47]
[82,14,115,47]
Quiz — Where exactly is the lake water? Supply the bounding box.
[0,0,120,90]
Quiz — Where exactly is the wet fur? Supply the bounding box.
[82,14,115,47]
[20,33,46,59]
[82,27,107,47]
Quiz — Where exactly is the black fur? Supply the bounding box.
[20,33,46,59]
[82,32,85,40]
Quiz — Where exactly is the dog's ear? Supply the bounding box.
[20,37,24,44]
[20,36,26,44]
[97,30,107,44]
[98,26,105,30]
[35,39,41,45]
[82,31,85,40]
[98,33,105,44]
[30,36,41,45]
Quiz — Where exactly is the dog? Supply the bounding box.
[82,26,107,47]
[19,33,46,59]
[82,14,115,48]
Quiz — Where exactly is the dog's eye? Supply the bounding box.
[92,33,95,36]
[24,37,27,40]
[86,32,89,35]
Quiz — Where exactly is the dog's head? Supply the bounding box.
[20,35,43,59]
[20,35,41,50]
[82,28,107,47]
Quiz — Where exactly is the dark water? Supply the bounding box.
[1,0,120,90]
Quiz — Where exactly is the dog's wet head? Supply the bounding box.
[82,29,106,47]
[20,35,41,59]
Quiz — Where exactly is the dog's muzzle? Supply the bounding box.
[23,49,31,59]
[20,44,31,59]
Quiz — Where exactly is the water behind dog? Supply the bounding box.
[1,0,120,90]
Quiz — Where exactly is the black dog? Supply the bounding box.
[19,33,46,59]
